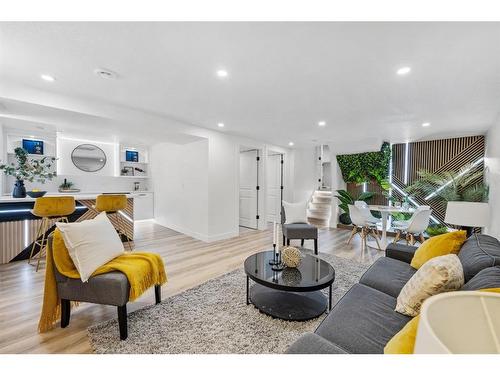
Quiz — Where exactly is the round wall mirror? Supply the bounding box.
[71,144,107,172]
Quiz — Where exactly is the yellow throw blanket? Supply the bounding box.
[39,229,167,333]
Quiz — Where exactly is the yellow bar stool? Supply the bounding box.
[29,196,76,272]
[94,194,132,251]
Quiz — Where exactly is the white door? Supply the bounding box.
[266,154,282,223]
[239,150,258,229]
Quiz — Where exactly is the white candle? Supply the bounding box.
[273,220,276,246]
[275,222,277,246]
[275,222,280,255]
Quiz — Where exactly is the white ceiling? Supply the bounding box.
[0,97,204,145]
[1,22,500,149]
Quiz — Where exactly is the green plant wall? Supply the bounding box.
[336,142,391,190]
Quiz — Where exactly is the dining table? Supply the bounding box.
[366,205,415,250]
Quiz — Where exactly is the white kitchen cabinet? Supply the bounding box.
[133,192,154,220]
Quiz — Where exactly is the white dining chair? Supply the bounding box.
[347,204,381,250]
[392,205,430,228]
[354,201,381,225]
[393,209,432,245]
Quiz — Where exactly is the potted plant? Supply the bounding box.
[405,164,488,203]
[0,147,57,198]
[334,189,374,225]
[59,178,73,191]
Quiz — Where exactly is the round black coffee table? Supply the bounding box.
[244,250,335,321]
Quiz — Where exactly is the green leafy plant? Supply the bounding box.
[405,163,488,203]
[0,147,56,183]
[391,212,413,222]
[335,189,375,224]
[425,224,449,237]
[336,142,391,191]
[335,189,374,214]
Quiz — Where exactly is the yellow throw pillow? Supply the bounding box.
[410,230,467,269]
[384,316,420,354]
[481,288,500,293]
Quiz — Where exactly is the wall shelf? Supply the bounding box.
[7,152,56,158]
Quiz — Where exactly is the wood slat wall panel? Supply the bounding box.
[0,219,60,264]
[391,135,485,225]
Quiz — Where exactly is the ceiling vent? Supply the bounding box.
[94,68,118,80]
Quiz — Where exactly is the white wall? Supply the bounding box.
[0,123,4,193]
[207,134,239,240]
[151,139,209,241]
[291,146,317,203]
[180,128,294,237]
[57,137,117,176]
[150,128,296,241]
[329,149,346,227]
[1,129,151,194]
[485,123,500,238]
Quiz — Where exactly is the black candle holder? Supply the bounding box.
[269,244,285,271]
[269,244,279,265]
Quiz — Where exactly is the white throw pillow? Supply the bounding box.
[395,254,464,317]
[283,201,308,224]
[56,212,125,282]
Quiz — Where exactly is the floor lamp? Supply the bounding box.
[444,201,490,237]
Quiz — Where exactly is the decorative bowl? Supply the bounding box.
[26,190,47,198]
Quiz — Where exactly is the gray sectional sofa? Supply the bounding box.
[286,234,500,354]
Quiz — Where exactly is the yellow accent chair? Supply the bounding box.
[94,194,132,250]
[29,196,76,272]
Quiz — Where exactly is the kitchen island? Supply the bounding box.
[0,192,146,264]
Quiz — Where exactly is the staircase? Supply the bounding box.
[307,190,333,228]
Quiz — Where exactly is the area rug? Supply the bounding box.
[88,252,370,354]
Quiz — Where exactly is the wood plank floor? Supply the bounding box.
[0,221,383,354]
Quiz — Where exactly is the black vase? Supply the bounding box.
[13,180,26,198]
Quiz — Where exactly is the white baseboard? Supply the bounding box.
[206,230,239,242]
[152,219,239,243]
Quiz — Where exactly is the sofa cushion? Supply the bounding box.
[286,333,349,354]
[396,254,464,317]
[315,283,411,354]
[386,243,418,264]
[458,234,500,282]
[360,257,417,298]
[461,266,500,291]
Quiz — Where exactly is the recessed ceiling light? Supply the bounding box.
[318,121,326,127]
[396,67,411,76]
[217,122,225,128]
[41,74,55,82]
[288,142,294,146]
[94,68,118,80]
[422,122,431,127]
[216,69,228,78]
